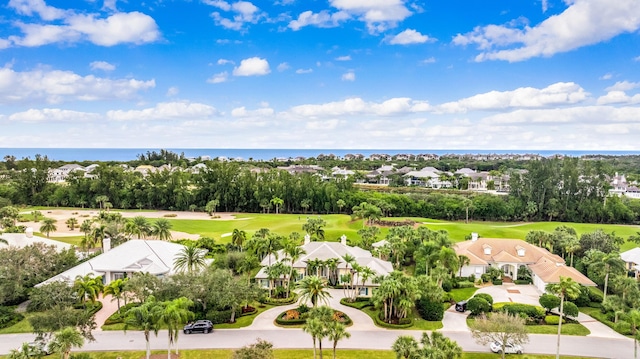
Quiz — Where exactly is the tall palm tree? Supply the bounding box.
[7,342,39,359]
[124,296,162,359]
[158,297,194,359]
[614,276,638,303]
[589,252,626,301]
[392,336,419,359]
[103,278,128,309]
[173,243,208,273]
[91,223,107,249]
[546,276,581,359]
[231,228,247,251]
[628,309,640,359]
[270,197,284,214]
[303,317,324,359]
[152,219,173,241]
[420,331,462,359]
[359,266,376,297]
[48,327,84,359]
[238,254,260,285]
[327,321,350,359]
[39,218,57,238]
[458,255,471,277]
[127,216,151,239]
[297,275,332,307]
[283,244,306,298]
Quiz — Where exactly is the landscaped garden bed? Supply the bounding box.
[276,305,352,327]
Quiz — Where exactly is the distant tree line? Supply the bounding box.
[0,155,639,224]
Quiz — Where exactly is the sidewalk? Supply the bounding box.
[93,294,120,331]
[577,312,628,339]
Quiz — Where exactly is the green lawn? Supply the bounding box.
[449,287,479,302]
[0,314,33,334]
[467,317,590,336]
[5,349,598,359]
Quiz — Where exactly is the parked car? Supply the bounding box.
[489,341,523,354]
[27,340,51,356]
[455,300,467,312]
[183,320,213,334]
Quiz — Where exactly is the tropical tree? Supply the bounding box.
[157,297,194,359]
[231,228,247,251]
[303,218,326,240]
[173,243,208,273]
[351,202,382,227]
[627,309,640,359]
[39,218,57,238]
[297,275,331,307]
[151,218,173,241]
[470,311,529,359]
[124,296,162,359]
[303,316,325,359]
[127,216,151,239]
[327,321,351,359]
[205,199,220,216]
[65,217,78,230]
[283,243,306,297]
[392,335,419,359]
[8,342,40,359]
[588,251,625,301]
[458,255,470,277]
[48,327,84,359]
[270,197,284,214]
[238,254,260,285]
[90,223,107,249]
[95,195,109,210]
[420,331,463,359]
[546,276,581,359]
[73,274,103,307]
[103,278,128,310]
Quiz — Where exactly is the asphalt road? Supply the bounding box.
[0,329,634,358]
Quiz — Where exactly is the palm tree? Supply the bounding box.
[73,274,103,307]
[628,309,640,359]
[173,243,208,273]
[270,196,284,214]
[65,217,78,230]
[392,336,419,359]
[420,331,462,359]
[238,254,260,285]
[39,218,57,238]
[103,278,128,310]
[205,199,220,216]
[458,255,470,277]
[127,216,151,239]
[303,317,325,359]
[7,342,39,359]
[152,219,173,241]
[546,276,581,359]
[158,297,194,359]
[91,223,107,249]
[283,244,306,298]
[614,276,638,303]
[327,321,350,359]
[589,252,625,301]
[297,275,332,307]
[48,327,84,359]
[95,195,109,210]
[231,228,247,251]
[124,296,162,359]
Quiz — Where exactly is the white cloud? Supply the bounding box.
[421,57,436,64]
[600,73,613,80]
[436,82,589,113]
[288,97,430,118]
[166,87,179,97]
[8,108,100,122]
[597,91,640,105]
[90,61,115,71]
[207,71,229,83]
[453,0,640,62]
[231,106,275,117]
[329,0,413,34]
[0,66,154,104]
[217,59,233,65]
[388,29,431,45]
[335,55,351,61]
[8,0,68,21]
[103,0,117,11]
[277,62,290,72]
[233,57,270,76]
[288,10,350,30]
[481,105,640,126]
[341,71,355,81]
[209,1,265,31]
[605,80,640,92]
[295,68,313,74]
[6,11,160,48]
[107,101,217,121]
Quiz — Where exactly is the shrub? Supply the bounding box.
[467,297,491,316]
[480,273,492,283]
[416,298,445,321]
[571,287,591,307]
[467,274,476,282]
[514,279,531,285]
[562,302,579,319]
[474,293,493,306]
[0,306,24,329]
[539,294,560,313]
[442,280,453,292]
[284,310,300,320]
[498,303,544,320]
[492,279,503,285]
[457,280,475,288]
[614,321,632,335]
[206,309,242,324]
[296,304,310,314]
[588,287,604,303]
[104,303,139,325]
[545,315,565,325]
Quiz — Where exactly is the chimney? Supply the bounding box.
[304,234,311,245]
[471,232,478,242]
[340,234,347,246]
[25,227,33,238]
[103,237,111,252]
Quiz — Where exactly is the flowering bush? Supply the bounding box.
[284,309,300,320]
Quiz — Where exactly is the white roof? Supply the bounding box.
[621,247,640,265]
[405,170,440,179]
[0,232,73,251]
[38,240,189,286]
[371,239,388,248]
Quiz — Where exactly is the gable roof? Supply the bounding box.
[528,257,596,286]
[38,240,191,286]
[621,247,640,265]
[454,238,563,265]
[0,232,73,251]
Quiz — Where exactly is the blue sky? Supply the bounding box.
[0,0,639,150]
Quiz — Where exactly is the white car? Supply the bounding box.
[489,341,523,354]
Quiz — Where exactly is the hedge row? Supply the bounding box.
[496,303,545,320]
[104,303,140,325]
[0,306,24,329]
[263,294,298,306]
[275,311,353,326]
[339,298,373,309]
[544,315,565,325]
[373,311,412,329]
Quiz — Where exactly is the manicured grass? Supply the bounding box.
[10,349,598,359]
[362,307,442,330]
[467,317,590,336]
[215,304,274,329]
[449,287,479,302]
[0,314,33,334]
[42,234,85,246]
[579,306,622,335]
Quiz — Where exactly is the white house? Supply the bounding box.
[620,247,640,278]
[38,239,204,287]
[0,230,73,251]
[454,235,595,292]
[255,235,393,296]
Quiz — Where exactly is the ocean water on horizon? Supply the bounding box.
[1,148,639,162]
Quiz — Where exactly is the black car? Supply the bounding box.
[183,320,213,334]
[455,300,468,312]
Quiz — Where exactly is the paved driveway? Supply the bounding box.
[475,283,543,305]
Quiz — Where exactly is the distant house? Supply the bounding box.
[404,167,452,188]
[609,173,640,199]
[454,235,596,293]
[38,239,208,287]
[255,236,393,297]
[620,248,640,278]
[0,230,73,251]
[48,164,92,182]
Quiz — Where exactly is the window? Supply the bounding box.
[113,272,125,280]
[358,288,368,296]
